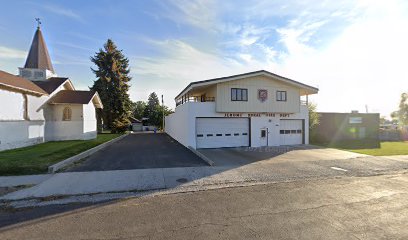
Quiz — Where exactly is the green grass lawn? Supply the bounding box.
[0,133,122,176]
[346,141,408,156]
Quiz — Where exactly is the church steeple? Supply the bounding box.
[24,19,54,73]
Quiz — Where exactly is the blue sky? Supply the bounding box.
[0,0,407,117]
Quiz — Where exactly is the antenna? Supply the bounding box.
[35,18,41,29]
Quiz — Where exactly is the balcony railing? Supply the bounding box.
[176,96,215,107]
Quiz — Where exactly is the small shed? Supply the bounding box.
[311,112,380,147]
[129,117,143,132]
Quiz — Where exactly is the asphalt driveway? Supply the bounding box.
[66,133,207,172]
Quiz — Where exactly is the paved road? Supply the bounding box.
[3,152,408,201]
[66,133,207,172]
[1,172,408,239]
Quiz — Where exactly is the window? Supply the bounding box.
[216,134,222,136]
[261,129,267,138]
[290,130,297,134]
[234,133,240,136]
[231,88,248,101]
[280,130,285,134]
[225,134,231,136]
[296,130,302,134]
[276,91,287,101]
[284,130,290,134]
[242,133,248,136]
[207,134,213,137]
[63,107,72,121]
[349,117,362,124]
[197,134,204,137]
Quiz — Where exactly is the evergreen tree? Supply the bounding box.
[143,92,160,125]
[90,39,132,133]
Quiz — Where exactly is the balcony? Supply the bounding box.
[176,96,215,107]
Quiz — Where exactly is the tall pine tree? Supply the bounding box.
[143,92,160,125]
[90,39,132,133]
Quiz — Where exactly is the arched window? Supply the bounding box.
[62,107,72,121]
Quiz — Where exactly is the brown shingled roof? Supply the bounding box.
[0,70,48,95]
[32,77,70,94]
[48,90,103,108]
[24,27,54,72]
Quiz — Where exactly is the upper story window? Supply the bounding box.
[276,91,287,101]
[63,107,72,121]
[231,88,248,101]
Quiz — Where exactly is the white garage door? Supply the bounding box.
[280,120,303,145]
[196,118,249,149]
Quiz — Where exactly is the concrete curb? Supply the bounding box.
[188,146,214,166]
[48,133,129,173]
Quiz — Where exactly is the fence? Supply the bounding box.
[379,128,408,141]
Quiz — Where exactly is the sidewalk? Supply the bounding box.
[0,166,253,200]
[0,174,52,187]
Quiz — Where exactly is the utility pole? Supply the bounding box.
[162,95,165,131]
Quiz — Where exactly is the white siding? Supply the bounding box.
[216,75,300,113]
[44,104,85,141]
[166,102,310,149]
[82,103,97,139]
[165,103,193,147]
[0,121,45,151]
[0,88,24,120]
[27,95,47,120]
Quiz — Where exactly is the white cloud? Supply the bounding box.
[0,46,26,59]
[277,0,408,116]
[158,0,218,31]
[43,5,85,23]
[238,53,252,62]
[131,0,408,116]
[130,39,276,108]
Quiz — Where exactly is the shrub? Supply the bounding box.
[111,117,130,133]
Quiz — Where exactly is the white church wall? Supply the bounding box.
[0,88,24,120]
[0,120,44,151]
[44,104,85,141]
[82,103,97,139]
[27,95,46,120]
[0,88,46,151]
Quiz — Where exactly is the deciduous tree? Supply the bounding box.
[394,93,408,125]
[308,103,320,130]
[131,101,146,120]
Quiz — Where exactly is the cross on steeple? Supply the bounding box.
[35,18,41,29]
